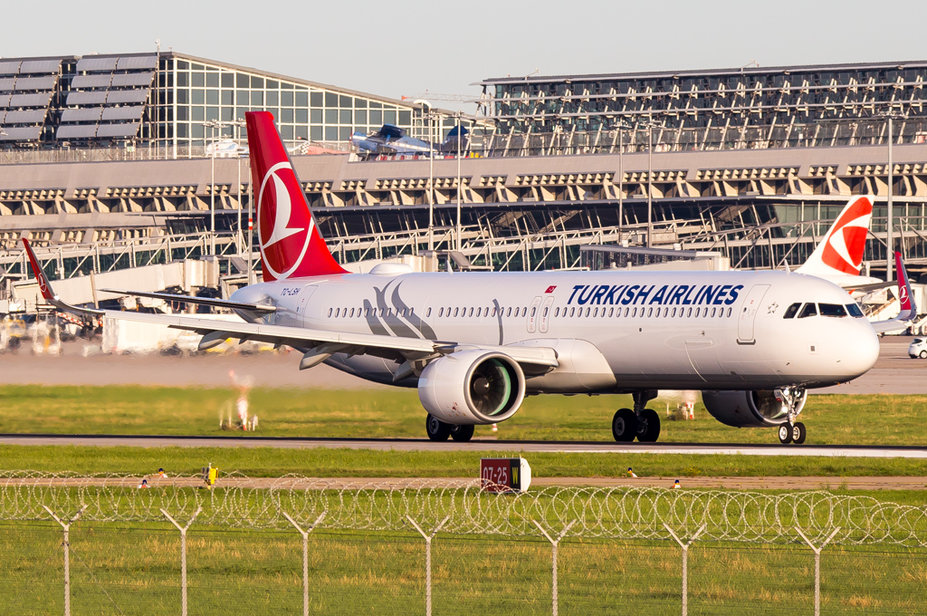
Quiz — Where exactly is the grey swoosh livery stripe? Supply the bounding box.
[493,298,504,345]
[362,299,390,336]
[392,283,437,340]
[374,282,419,339]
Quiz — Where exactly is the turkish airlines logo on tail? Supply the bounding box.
[821,197,872,275]
[257,162,313,280]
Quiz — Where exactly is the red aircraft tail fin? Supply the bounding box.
[245,111,347,281]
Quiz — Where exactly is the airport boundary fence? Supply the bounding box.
[2,471,925,615]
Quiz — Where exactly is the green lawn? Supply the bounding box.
[2,385,927,446]
[3,445,927,486]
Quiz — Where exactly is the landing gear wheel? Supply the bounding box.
[612,408,637,442]
[791,422,807,445]
[425,414,451,441]
[636,408,661,442]
[450,424,475,442]
[778,423,793,444]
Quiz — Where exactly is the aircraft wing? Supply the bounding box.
[100,288,276,314]
[870,252,918,333]
[22,239,559,371]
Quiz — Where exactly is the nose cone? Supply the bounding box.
[839,321,880,380]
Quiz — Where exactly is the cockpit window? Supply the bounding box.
[819,303,847,317]
[783,303,801,318]
[845,303,864,318]
[797,303,818,318]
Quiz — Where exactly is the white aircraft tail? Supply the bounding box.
[796,196,873,279]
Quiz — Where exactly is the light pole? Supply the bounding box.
[647,113,654,248]
[881,110,906,280]
[413,100,435,253]
[204,120,220,256]
[230,119,246,256]
[456,111,462,253]
[615,120,630,244]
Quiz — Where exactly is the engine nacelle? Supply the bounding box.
[701,389,807,428]
[418,350,525,425]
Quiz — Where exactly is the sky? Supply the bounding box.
[6,0,927,111]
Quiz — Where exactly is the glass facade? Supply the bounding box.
[159,54,415,151]
[0,51,420,153]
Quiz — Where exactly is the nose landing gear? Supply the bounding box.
[775,387,807,445]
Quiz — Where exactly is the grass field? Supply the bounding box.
[5,444,927,487]
[2,385,927,486]
[1,520,924,615]
[3,384,927,446]
[3,386,926,612]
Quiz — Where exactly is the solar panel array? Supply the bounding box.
[0,58,62,141]
[56,54,155,141]
[0,54,156,144]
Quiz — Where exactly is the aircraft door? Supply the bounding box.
[296,286,318,327]
[737,284,770,344]
[538,295,555,333]
[526,296,543,333]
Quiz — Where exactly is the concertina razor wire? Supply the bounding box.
[2,471,926,548]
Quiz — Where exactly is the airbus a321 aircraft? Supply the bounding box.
[23,112,916,445]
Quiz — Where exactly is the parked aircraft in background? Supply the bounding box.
[795,195,882,290]
[350,123,468,157]
[23,113,916,445]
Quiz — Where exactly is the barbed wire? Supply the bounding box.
[2,471,926,547]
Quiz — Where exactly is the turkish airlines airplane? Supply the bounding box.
[23,112,916,445]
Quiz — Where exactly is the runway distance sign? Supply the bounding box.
[480,458,532,493]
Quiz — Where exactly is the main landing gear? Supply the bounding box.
[775,387,807,445]
[425,413,474,442]
[612,390,661,443]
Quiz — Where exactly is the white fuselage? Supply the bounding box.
[232,268,880,393]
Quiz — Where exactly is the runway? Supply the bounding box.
[3,433,927,458]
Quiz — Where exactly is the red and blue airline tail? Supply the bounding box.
[245,111,347,282]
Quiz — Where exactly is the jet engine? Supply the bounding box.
[418,350,525,425]
[701,389,807,428]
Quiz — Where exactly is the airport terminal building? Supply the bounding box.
[0,51,426,154]
[3,55,927,305]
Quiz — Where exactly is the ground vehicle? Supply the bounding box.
[909,338,927,358]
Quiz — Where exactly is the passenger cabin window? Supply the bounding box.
[798,303,818,318]
[783,303,801,318]
[845,303,864,318]
[819,303,847,317]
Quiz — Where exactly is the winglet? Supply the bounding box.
[22,238,103,316]
[22,238,56,301]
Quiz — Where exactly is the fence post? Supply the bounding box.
[796,527,840,616]
[533,520,576,616]
[281,510,327,616]
[406,515,451,616]
[43,504,87,616]
[161,507,202,616]
[664,523,707,616]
